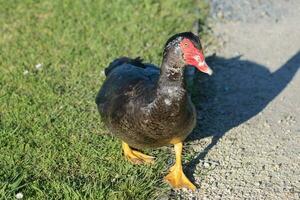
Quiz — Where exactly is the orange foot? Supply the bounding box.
[164,142,196,191]
[122,142,155,164]
[164,164,196,191]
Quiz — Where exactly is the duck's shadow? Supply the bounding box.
[185,51,300,183]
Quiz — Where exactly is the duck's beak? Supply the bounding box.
[181,39,213,76]
[193,53,213,75]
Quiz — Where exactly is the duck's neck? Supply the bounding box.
[155,56,187,105]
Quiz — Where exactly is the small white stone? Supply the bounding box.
[35,63,43,70]
[16,192,23,199]
[23,70,29,75]
[164,99,171,106]
[217,11,224,19]
[204,162,210,168]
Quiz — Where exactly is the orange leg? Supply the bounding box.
[122,141,155,164]
[164,142,196,191]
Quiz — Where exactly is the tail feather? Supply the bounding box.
[104,57,145,76]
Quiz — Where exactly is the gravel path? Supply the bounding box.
[171,0,300,199]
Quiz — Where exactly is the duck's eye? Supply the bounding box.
[184,43,188,47]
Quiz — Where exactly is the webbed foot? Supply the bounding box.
[164,142,196,191]
[122,141,155,164]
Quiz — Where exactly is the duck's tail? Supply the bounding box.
[104,57,145,76]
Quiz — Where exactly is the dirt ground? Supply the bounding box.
[171,0,300,199]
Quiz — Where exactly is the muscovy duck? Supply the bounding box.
[96,32,212,190]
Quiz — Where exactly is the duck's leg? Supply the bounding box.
[164,142,196,191]
[122,141,155,164]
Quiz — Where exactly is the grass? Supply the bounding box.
[0,0,209,199]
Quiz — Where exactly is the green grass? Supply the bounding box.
[0,0,209,199]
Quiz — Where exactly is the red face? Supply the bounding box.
[179,38,213,75]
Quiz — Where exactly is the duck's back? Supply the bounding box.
[96,57,159,131]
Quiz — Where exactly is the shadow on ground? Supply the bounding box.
[186,50,300,182]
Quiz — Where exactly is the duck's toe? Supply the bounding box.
[164,165,196,191]
[126,150,155,164]
[122,141,155,164]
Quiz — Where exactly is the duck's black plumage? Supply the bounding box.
[96,33,201,149]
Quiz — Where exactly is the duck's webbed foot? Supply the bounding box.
[164,142,196,191]
[122,141,155,164]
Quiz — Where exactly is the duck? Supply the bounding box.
[95,32,213,190]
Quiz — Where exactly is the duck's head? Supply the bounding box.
[163,32,213,76]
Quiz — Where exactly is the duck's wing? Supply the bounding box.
[95,57,160,123]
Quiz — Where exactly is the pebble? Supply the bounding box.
[23,70,29,75]
[35,63,43,70]
[101,70,105,76]
[16,193,23,199]
[217,11,224,19]
[203,162,210,168]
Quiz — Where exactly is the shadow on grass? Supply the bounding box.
[186,50,300,183]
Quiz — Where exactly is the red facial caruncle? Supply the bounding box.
[179,38,213,75]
